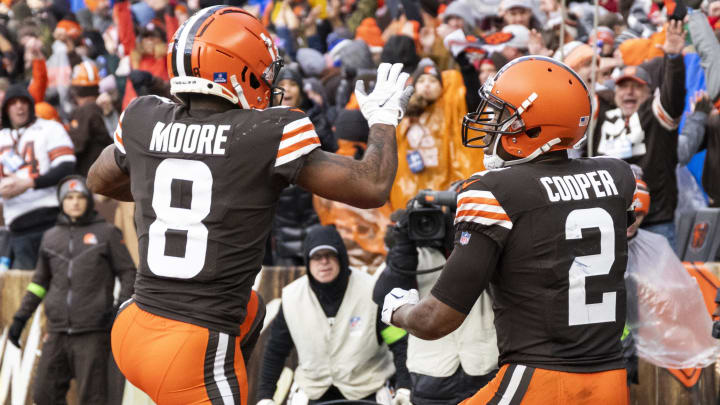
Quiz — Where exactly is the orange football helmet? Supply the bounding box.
[167,6,283,109]
[71,61,100,87]
[462,55,592,168]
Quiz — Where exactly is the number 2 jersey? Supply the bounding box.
[438,155,636,372]
[113,96,321,335]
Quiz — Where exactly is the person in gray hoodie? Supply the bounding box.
[8,175,136,405]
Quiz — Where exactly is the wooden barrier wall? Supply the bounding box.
[2,264,720,405]
[0,267,307,405]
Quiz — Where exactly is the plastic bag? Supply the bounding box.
[625,229,720,368]
[674,165,708,221]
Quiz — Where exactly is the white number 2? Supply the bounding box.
[566,207,616,326]
[147,158,212,279]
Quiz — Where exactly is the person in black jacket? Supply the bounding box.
[8,175,136,405]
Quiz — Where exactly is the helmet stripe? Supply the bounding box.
[83,61,95,82]
[174,6,223,77]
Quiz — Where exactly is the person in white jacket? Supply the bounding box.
[257,226,411,405]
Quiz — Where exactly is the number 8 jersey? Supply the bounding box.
[113,95,321,334]
[451,155,636,372]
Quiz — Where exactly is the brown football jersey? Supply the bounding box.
[113,96,320,334]
[452,156,636,372]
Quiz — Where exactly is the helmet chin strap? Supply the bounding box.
[483,134,562,169]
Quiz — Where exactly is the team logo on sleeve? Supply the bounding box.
[460,231,471,245]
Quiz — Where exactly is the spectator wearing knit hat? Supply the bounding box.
[499,0,543,30]
[296,47,327,78]
[355,17,385,63]
[441,1,477,34]
[380,35,420,74]
[68,61,111,176]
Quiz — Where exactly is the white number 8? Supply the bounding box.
[566,207,616,326]
[147,159,212,278]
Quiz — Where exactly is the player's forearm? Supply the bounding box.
[392,300,454,340]
[355,123,398,204]
[297,124,397,208]
[87,146,134,201]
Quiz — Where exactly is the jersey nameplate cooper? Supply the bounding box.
[539,170,619,202]
[149,122,230,155]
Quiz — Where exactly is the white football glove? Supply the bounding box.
[355,63,414,127]
[382,288,419,326]
[257,400,276,405]
[392,388,412,405]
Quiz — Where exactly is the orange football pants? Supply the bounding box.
[460,363,628,405]
[111,292,262,405]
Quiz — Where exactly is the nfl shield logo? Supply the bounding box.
[579,115,589,127]
[459,231,471,245]
[213,72,227,83]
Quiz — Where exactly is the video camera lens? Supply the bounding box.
[408,208,446,242]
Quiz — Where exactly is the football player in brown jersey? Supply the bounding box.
[382,56,637,404]
[87,7,413,405]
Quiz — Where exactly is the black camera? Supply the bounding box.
[407,189,457,242]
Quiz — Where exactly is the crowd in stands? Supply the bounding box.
[0,0,719,401]
[0,0,717,265]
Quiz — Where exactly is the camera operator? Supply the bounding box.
[373,189,499,405]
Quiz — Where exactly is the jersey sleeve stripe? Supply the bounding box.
[454,189,512,228]
[457,202,507,214]
[281,123,315,141]
[279,129,319,150]
[277,137,320,159]
[114,111,126,154]
[114,130,126,154]
[282,117,313,138]
[275,142,320,167]
[455,212,513,229]
[456,209,511,222]
[457,196,502,207]
[50,154,76,166]
[48,146,74,161]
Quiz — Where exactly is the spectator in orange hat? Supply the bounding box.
[68,61,111,176]
[355,18,384,63]
[55,19,83,43]
[35,101,62,123]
